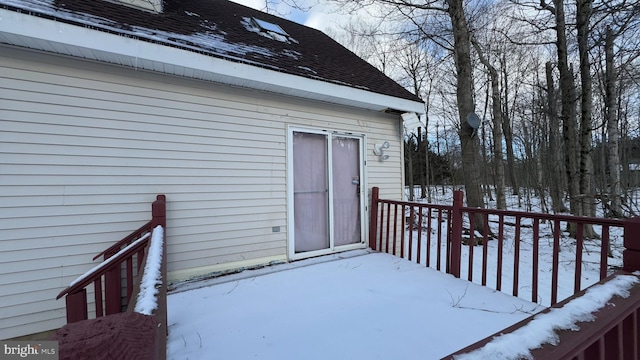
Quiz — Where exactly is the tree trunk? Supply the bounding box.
[553,0,581,227]
[545,62,568,213]
[576,0,597,238]
[473,39,506,209]
[605,26,622,218]
[501,56,519,198]
[447,0,484,219]
[418,127,427,199]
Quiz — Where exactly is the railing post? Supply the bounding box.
[623,216,640,272]
[152,194,166,228]
[65,290,88,323]
[449,190,464,278]
[152,194,168,346]
[369,187,380,251]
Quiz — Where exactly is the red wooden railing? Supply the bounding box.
[369,187,639,306]
[55,195,167,360]
[56,231,151,322]
[56,195,166,322]
[370,187,640,359]
[442,270,640,359]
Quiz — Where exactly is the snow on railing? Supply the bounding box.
[134,225,164,315]
[443,272,640,360]
[55,231,153,322]
[67,233,151,288]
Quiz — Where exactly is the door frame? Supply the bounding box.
[286,126,368,261]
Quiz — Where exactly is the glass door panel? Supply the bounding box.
[293,132,329,253]
[332,136,361,246]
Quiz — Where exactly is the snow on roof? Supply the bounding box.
[0,0,422,104]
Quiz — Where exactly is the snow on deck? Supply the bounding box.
[167,251,545,360]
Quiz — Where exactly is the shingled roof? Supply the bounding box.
[0,0,423,108]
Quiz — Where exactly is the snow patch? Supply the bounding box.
[167,252,545,360]
[4,1,278,64]
[297,66,317,74]
[241,16,297,44]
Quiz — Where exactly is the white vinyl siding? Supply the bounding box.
[0,46,404,339]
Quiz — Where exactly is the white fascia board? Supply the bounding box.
[0,9,425,114]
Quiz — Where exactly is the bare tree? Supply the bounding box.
[447,0,485,213]
[593,0,640,217]
[604,27,622,216]
[545,62,569,213]
[575,0,598,237]
[500,54,520,199]
[534,0,583,236]
[472,38,507,209]
[314,0,487,219]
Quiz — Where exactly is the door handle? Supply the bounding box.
[353,176,360,195]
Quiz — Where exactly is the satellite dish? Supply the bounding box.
[466,113,481,129]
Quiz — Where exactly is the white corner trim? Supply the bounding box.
[0,8,425,114]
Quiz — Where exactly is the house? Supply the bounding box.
[0,0,424,339]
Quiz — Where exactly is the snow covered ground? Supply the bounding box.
[167,251,546,360]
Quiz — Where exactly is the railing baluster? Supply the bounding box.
[426,208,432,267]
[94,278,103,317]
[601,225,610,280]
[622,309,636,359]
[533,218,539,303]
[437,210,443,271]
[126,256,134,304]
[408,205,413,261]
[392,204,399,256]
[575,222,584,294]
[137,247,145,271]
[613,322,623,359]
[513,216,521,297]
[468,211,475,282]
[552,219,561,306]
[416,206,422,264]
[596,337,605,359]
[379,202,386,253]
[482,213,489,286]
[497,214,504,292]
[385,203,391,254]
[105,267,121,315]
[400,204,406,258]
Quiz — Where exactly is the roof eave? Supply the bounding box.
[0,8,425,115]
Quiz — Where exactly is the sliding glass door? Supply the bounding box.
[289,129,365,258]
